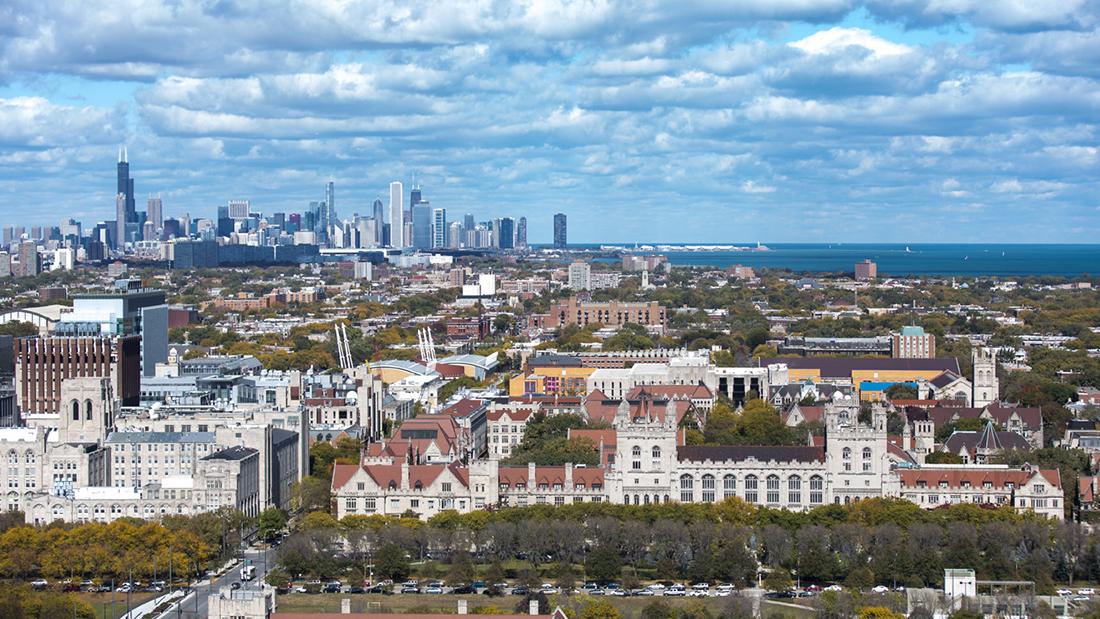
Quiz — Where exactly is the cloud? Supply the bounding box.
[741,180,777,193]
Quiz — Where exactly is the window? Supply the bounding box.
[766,475,780,504]
[723,475,737,499]
[788,475,802,504]
[810,475,824,504]
[345,498,357,512]
[702,475,715,503]
[745,475,758,503]
[679,474,694,502]
[862,447,871,459]
[843,447,851,460]
[71,401,79,421]
[632,446,641,470]
[442,482,452,493]
[651,446,661,463]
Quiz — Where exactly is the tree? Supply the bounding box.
[858,608,905,619]
[258,508,288,541]
[763,569,793,592]
[587,543,621,584]
[447,551,476,586]
[580,599,622,619]
[375,542,410,581]
[291,477,331,514]
[884,384,918,401]
[554,560,577,591]
[640,600,677,619]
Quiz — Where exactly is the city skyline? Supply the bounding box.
[0,2,1098,242]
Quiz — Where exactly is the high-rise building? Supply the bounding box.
[499,217,515,250]
[372,198,385,242]
[117,147,135,228]
[389,181,404,249]
[447,221,463,249]
[228,200,251,219]
[412,198,433,250]
[16,242,39,277]
[432,208,447,248]
[568,261,591,291]
[115,194,127,249]
[553,213,567,248]
[855,259,877,280]
[411,186,422,209]
[516,217,527,249]
[326,180,336,224]
[147,196,163,231]
[463,213,474,231]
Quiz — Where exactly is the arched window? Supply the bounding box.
[6,451,15,465]
[862,447,872,459]
[84,400,93,421]
[788,475,802,504]
[651,446,661,461]
[723,475,737,499]
[414,480,423,490]
[701,475,715,503]
[766,475,780,504]
[632,446,642,456]
[842,447,851,459]
[24,450,34,464]
[810,475,824,504]
[744,475,758,503]
[71,400,80,422]
[388,481,397,490]
[679,474,694,502]
[632,445,642,470]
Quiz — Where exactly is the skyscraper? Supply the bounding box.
[115,193,127,249]
[326,180,336,222]
[553,213,567,248]
[228,200,251,219]
[117,147,135,225]
[499,217,515,250]
[147,196,163,230]
[412,198,432,250]
[516,217,527,249]
[432,208,447,248]
[463,213,475,231]
[389,181,404,249]
[411,185,422,209]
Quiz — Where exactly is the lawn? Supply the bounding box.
[275,592,815,617]
[74,591,158,619]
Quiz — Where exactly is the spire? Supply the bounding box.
[118,146,123,163]
[977,420,1002,451]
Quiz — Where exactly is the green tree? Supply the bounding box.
[925,452,964,464]
[291,477,331,514]
[375,542,410,581]
[587,543,621,584]
[763,569,793,592]
[257,508,288,541]
[554,560,577,591]
[640,600,677,619]
[845,567,874,592]
[447,550,476,586]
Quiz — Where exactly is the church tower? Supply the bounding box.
[972,348,999,407]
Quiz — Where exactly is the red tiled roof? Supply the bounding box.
[487,409,535,423]
[569,428,616,447]
[497,465,603,489]
[441,398,485,418]
[274,612,564,619]
[897,468,1061,490]
[985,405,1043,430]
[331,463,359,490]
[626,384,713,400]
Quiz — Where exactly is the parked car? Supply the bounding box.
[665,584,687,597]
[30,579,48,591]
[323,582,343,593]
[581,583,599,594]
[366,583,392,594]
[425,584,445,594]
[824,585,843,592]
[1079,588,1096,596]
[1057,588,1074,597]
[688,583,709,597]
[714,584,734,597]
[230,582,242,591]
[511,585,529,596]
[871,585,889,593]
[452,584,476,594]
[401,581,420,594]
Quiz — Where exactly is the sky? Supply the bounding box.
[0,0,1098,243]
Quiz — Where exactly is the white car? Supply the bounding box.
[30,579,48,590]
[1057,589,1073,597]
[715,584,734,597]
[1078,588,1095,596]
[688,584,710,597]
[665,584,687,597]
[824,585,843,592]
[647,583,666,596]
[871,586,889,593]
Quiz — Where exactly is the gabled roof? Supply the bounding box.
[898,467,1061,490]
[943,427,1031,455]
[930,370,965,389]
[626,383,713,400]
[985,405,1043,430]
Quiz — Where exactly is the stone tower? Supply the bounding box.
[824,401,894,503]
[972,347,999,407]
[58,376,115,444]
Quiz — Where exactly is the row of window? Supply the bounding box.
[678,474,825,505]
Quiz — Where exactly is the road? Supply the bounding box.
[159,547,275,619]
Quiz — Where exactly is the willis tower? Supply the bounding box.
[116,146,135,248]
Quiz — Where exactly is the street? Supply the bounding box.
[160,547,274,619]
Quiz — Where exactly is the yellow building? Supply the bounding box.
[508,366,596,398]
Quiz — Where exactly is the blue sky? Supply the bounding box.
[0,0,1098,243]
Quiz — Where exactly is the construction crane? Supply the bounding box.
[334,323,354,370]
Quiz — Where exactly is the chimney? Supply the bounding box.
[529,600,540,616]
[528,461,536,488]
[401,461,410,489]
[458,599,468,615]
[342,598,351,614]
[565,463,573,487]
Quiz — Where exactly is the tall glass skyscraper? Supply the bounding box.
[432,208,447,248]
[389,181,404,249]
[412,199,432,250]
[553,213,567,248]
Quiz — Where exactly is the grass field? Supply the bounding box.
[74,591,158,619]
[274,593,815,618]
